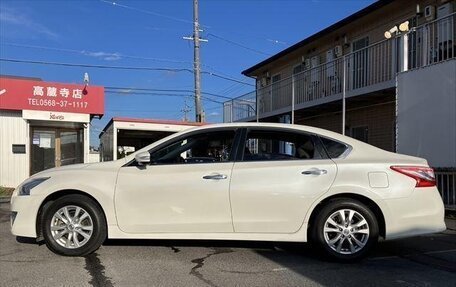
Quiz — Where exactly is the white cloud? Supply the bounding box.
[81,51,122,61]
[0,7,58,39]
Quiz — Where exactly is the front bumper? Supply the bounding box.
[384,186,446,240]
[10,193,42,238]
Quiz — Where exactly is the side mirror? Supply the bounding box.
[134,151,150,165]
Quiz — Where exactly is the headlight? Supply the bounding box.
[19,177,50,196]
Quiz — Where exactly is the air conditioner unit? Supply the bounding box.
[311,56,320,68]
[304,58,311,69]
[260,77,268,87]
[437,2,454,18]
[334,45,343,57]
[326,49,334,62]
[424,5,436,21]
[310,56,320,83]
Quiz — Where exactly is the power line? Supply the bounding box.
[0,58,193,73]
[99,0,195,25]
[0,58,253,86]
[106,108,177,112]
[106,90,192,98]
[207,33,271,56]
[181,99,192,122]
[1,42,251,83]
[2,42,193,65]
[100,0,286,49]
[202,71,254,86]
[98,1,282,67]
[105,90,223,104]
[105,86,233,100]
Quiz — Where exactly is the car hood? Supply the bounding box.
[31,160,121,178]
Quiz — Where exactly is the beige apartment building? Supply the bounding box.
[224,0,456,208]
[224,0,455,153]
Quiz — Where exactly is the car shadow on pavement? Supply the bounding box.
[15,236,45,245]
[103,231,456,282]
[103,238,289,251]
[256,231,456,286]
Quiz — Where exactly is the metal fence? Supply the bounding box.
[435,169,456,211]
[408,13,456,69]
[223,91,256,123]
[225,13,455,123]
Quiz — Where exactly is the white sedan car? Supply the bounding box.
[10,123,446,261]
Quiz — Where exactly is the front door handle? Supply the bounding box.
[302,168,327,176]
[203,173,228,180]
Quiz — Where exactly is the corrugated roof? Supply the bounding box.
[99,117,206,137]
[112,117,206,126]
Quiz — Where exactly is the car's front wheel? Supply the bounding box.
[312,199,379,261]
[42,194,106,256]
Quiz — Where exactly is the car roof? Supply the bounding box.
[187,122,350,142]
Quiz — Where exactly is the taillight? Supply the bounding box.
[390,166,436,187]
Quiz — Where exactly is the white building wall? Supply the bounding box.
[0,110,29,188]
[88,152,100,163]
[397,59,456,168]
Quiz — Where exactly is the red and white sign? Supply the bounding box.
[0,77,104,115]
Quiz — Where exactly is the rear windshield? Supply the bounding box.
[319,137,349,158]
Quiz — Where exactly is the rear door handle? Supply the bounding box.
[302,168,327,176]
[203,173,228,180]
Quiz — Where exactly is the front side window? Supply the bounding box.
[243,130,322,161]
[149,130,235,165]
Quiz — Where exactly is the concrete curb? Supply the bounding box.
[0,197,11,203]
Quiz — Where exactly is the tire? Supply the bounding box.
[312,198,379,261]
[42,194,107,256]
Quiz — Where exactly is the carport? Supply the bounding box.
[99,117,203,161]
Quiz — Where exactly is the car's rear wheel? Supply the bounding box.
[42,194,106,256]
[312,199,378,261]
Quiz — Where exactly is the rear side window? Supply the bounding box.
[243,130,323,161]
[319,137,349,158]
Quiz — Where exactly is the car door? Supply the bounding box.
[230,128,337,233]
[114,128,239,233]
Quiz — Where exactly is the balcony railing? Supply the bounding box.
[224,13,455,123]
[223,91,256,123]
[435,168,456,211]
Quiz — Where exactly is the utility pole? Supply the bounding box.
[193,0,202,123]
[183,0,207,122]
[181,100,191,122]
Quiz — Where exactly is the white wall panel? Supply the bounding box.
[0,110,29,188]
[397,59,456,168]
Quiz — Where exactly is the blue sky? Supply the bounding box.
[0,0,375,146]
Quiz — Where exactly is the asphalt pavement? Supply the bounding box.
[1,202,455,287]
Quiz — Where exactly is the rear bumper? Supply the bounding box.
[10,193,41,238]
[384,186,446,240]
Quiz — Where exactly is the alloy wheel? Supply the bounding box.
[50,205,94,249]
[323,209,370,255]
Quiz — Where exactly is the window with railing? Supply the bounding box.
[224,13,455,123]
